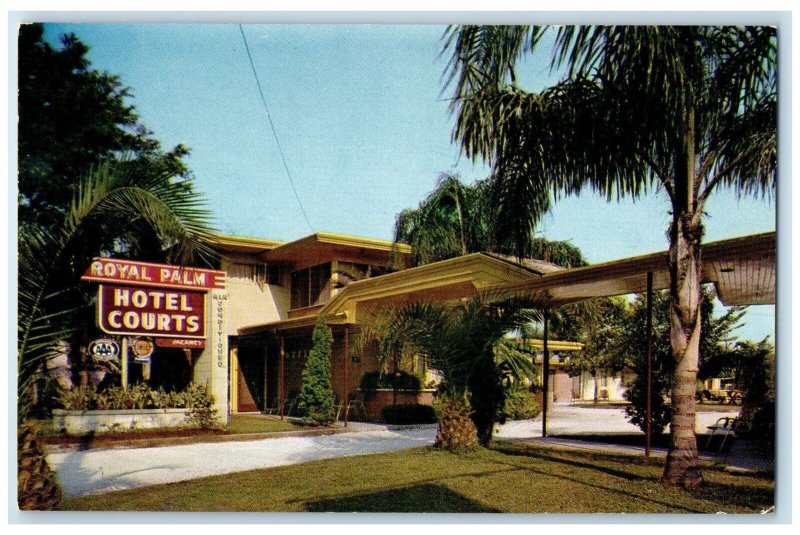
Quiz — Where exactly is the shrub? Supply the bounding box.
[359,370,423,400]
[380,403,437,425]
[56,385,94,411]
[297,318,336,425]
[503,386,541,420]
[184,383,221,429]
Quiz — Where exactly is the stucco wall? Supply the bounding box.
[574,371,627,401]
[193,289,230,419]
[222,257,290,335]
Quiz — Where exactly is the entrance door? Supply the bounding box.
[236,347,265,413]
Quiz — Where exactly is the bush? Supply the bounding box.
[184,383,220,429]
[359,370,423,400]
[380,403,437,425]
[503,387,541,420]
[297,318,336,425]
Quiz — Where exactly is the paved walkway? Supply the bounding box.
[48,405,768,498]
[48,424,436,497]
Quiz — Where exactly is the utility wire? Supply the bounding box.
[238,24,314,233]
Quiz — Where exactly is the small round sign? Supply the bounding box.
[132,338,155,358]
[88,338,120,361]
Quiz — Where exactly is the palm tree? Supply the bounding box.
[394,172,494,266]
[394,171,591,267]
[444,25,776,488]
[17,161,215,509]
[359,299,538,448]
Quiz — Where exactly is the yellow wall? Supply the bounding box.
[221,256,290,335]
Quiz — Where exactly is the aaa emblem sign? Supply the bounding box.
[97,285,206,339]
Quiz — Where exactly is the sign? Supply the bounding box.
[131,338,155,362]
[97,285,206,339]
[88,338,120,361]
[82,257,226,291]
[156,338,206,349]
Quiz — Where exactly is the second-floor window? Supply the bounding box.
[291,263,332,309]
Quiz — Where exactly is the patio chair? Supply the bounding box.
[283,390,300,417]
[346,391,368,422]
[704,416,737,454]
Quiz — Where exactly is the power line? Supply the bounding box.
[238,24,314,233]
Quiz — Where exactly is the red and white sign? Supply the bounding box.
[82,257,226,291]
[97,285,206,339]
[156,338,206,349]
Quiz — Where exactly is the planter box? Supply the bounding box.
[52,408,195,435]
[361,389,436,421]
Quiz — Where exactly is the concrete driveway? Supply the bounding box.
[47,405,739,498]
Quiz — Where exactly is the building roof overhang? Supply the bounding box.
[205,231,413,267]
[238,252,552,336]
[203,232,285,255]
[260,232,412,268]
[237,232,775,336]
[496,232,776,308]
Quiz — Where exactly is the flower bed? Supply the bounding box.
[52,382,220,434]
[52,408,194,435]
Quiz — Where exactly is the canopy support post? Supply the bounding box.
[542,309,550,438]
[279,336,285,421]
[344,326,349,428]
[645,271,654,457]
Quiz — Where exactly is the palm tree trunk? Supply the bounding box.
[663,210,704,489]
[18,421,62,510]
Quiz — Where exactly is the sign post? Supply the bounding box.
[120,337,129,390]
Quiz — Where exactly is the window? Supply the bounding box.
[291,263,332,309]
[268,264,284,286]
[227,262,260,282]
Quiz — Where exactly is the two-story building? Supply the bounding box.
[206,231,563,417]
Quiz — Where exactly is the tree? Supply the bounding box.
[17,162,214,510]
[705,338,775,445]
[393,173,493,266]
[297,318,337,425]
[18,24,212,362]
[18,24,193,234]
[730,339,775,447]
[395,172,590,268]
[361,299,538,448]
[445,25,776,488]
[606,288,744,435]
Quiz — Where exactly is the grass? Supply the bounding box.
[61,442,774,514]
[225,414,304,434]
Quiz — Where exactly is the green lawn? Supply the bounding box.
[225,414,304,434]
[61,443,774,514]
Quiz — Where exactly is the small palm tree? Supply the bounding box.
[17,161,215,509]
[360,299,538,449]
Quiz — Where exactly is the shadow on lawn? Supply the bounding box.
[490,443,774,513]
[493,442,655,482]
[305,482,499,513]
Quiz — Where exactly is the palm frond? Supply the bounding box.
[18,161,217,418]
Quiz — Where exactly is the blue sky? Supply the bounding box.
[39,22,777,341]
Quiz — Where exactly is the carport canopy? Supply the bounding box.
[491,231,775,308]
